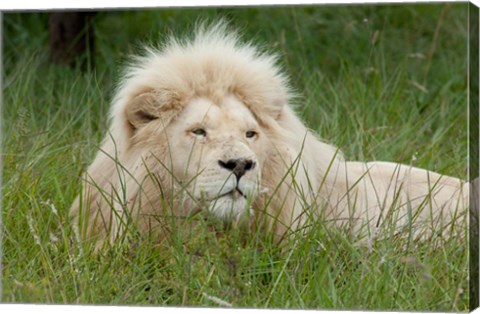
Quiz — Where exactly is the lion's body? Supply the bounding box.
[70,24,467,248]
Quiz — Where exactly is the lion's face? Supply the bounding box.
[141,95,266,221]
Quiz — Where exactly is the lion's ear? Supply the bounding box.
[125,92,162,130]
[125,90,182,131]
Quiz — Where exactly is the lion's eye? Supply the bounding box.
[191,128,207,137]
[246,130,257,139]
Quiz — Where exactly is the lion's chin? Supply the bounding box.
[206,193,252,222]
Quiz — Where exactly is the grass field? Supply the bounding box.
[1,3,470,311]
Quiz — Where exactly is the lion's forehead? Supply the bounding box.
[221,96,256,123]
[179,96,258,130]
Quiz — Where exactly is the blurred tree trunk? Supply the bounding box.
[48,12,95,70]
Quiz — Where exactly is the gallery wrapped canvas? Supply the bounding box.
[1,2,478,312]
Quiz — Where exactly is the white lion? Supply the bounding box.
[70,23,468,248]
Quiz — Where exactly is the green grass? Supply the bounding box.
[1,3,470,310]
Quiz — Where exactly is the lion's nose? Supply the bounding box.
[218,158,256,179]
